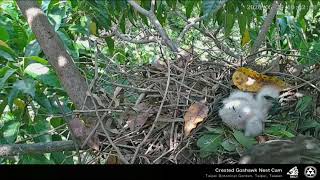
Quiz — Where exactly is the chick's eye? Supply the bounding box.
[264,96,274,100]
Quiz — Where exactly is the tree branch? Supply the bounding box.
[0,141,82,156]
[114,30,157,44]
[127,0,178,52]
[176,12,240,59]
[249,0,280,57]
[178,16,206,41]
[16,0,94,112]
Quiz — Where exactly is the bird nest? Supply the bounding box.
[78,51,320,164]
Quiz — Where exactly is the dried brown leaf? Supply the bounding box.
[106,155,121,164]
[112,87,124,108]
[184,102,209,136]
[69,117,85,138]
[133,102,149,112]
[127,109,153,131]
[92,93,106,108]
[70,117,100,150]
[151,58,167,71]
[256,135,270,144]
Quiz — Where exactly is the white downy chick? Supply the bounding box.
[244,86,280,136]
[218,91,256,130]
[255,86,280,115]
[219,86,280,136]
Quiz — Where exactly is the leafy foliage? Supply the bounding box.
[0,0,319,164]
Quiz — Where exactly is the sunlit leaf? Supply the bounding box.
[24,63,61,88]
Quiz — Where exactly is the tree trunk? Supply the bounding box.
[16,0,95,120]
[16,0,98,148]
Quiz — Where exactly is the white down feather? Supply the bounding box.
[218,86,280,136]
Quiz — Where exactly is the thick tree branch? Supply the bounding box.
[0,141,81,156]
[16,0,95,116]
[127,0,178,52]
[249,0,280,57]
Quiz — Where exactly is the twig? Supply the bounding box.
[101,80,159,92]
[268,72,320,93]
[170,78,216,98]
[0,140,82,156]
[115,29,157,44]
[175,12,240,59]
[178,15,206,42]
[128,0,178,52]
[87,52,129,164]
[73,109,123,113]
[130,56,172,163]
[54,96,82,164]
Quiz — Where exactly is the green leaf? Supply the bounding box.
[204,126,224,134]
[156,1,167,26]
[265,124,295,138]
[0,98,7,119]
[298,118,320,131]
[30,118,52,143]
[298,1,309,20]
[51,152,74,164]
[203,0,225,16]
[25,56,48,65]
[24,40,41,57]
[50,117,65,128]
[277,17,288,35]
[166,0,177,9]
[13,79,36,97]
[299,41,320,66]
[295,96,313,113]
[225,13,235,36]
[197,134,223,157]
[24,63,61,87]
[0,26,9,41]
[68,24,88,35]
[0,48,14,61]
[238,11,246,35]
[216,8,224,26]
[105,37,114,54]
[86,1,111,30]
[20,154,55,164]
[120,15,126,33]
[8,87,19,110]
[34,90,53,113]
[12,22,28,51]
[8,79,36,109]
[221,139,237,152]
[48,4,66,31]
[185,0,195,18]
[0,120,20,143]
[128,6,137,26]
[233,130,255,149]
[57,30,79,60]
[0,68,16,89]
[278,130,295,138]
